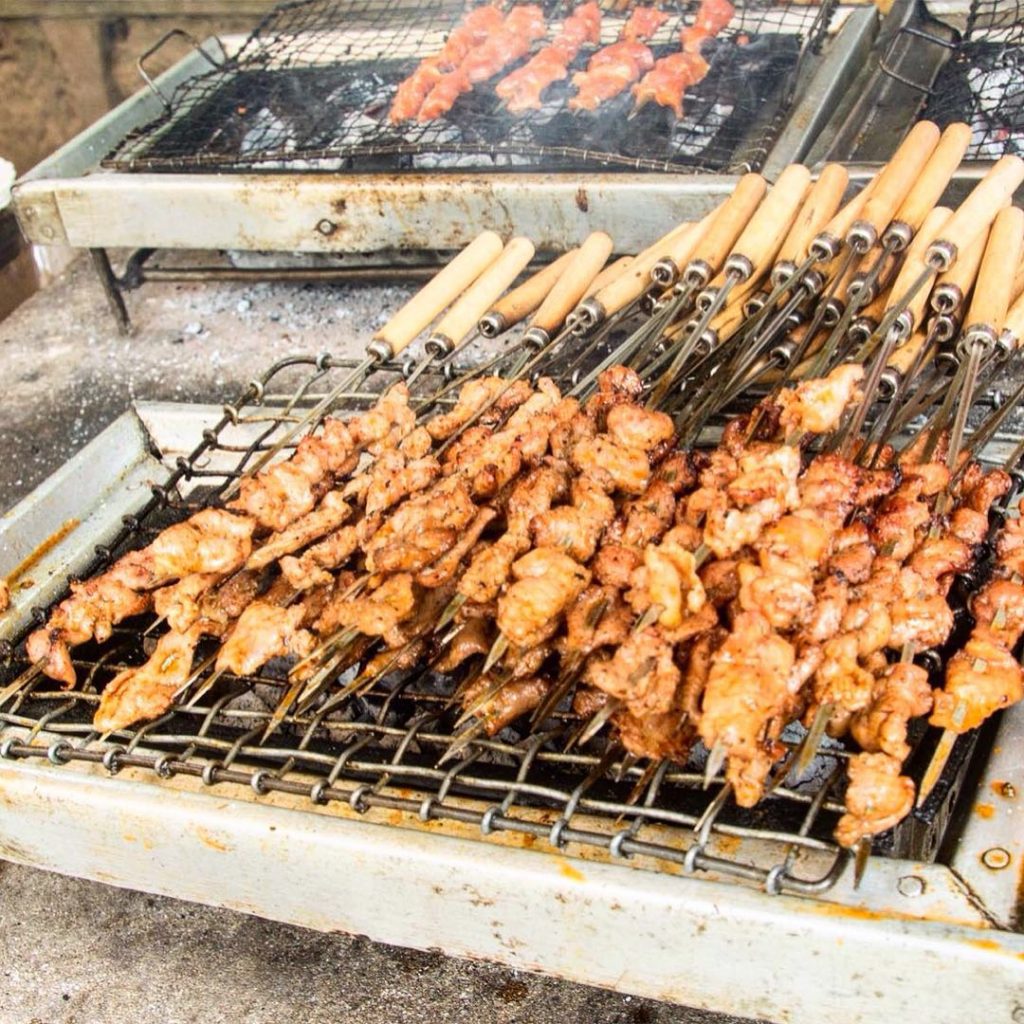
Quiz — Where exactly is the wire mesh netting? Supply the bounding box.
[104,0,834,176]
[0,352,997,896]
[922,0,1024,160]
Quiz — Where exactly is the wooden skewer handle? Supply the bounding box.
[730,164,811,273]
[887,206,952,308]
[929,155,1024,270]
[584,255,633,299]
[964,205,1024,335]
[372,230,503,356]
[814,175,876,255]
[591,220,693,317]
[889,122,972,236]
[482,249,577,333]
[430,236,536,348]
[530,231,614,336]
[854,121,941,246]
[1011,253,1024,305]
[886,328,930,375]
[1003,286,1024,347]
[931,224,989,314]
[654,214,715,281]
[687,173,767,281]
[891,206,953,332]
[776,163,849,268]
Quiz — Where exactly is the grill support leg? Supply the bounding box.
[89,248,130,335]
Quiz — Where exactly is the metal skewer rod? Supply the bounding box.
[647,164,811,408]
[221,231,505,499]
[402,236,538,391]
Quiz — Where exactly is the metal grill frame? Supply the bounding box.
[11,8,877,256]
[1,362,1023,1019]
[100,0,835,178]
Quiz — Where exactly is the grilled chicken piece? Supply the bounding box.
[572,436,650,495]
[246,491,352,571]
[569,40,656,111]
[436,617,492,674]
[317,573,417,640]
[462,675,550,736]
[632,49,708,117]
[835,752,915,848]
[622,5,669,42]
[585,626,681,717]
[680,0,735,51]
[497,547,591,648]
[153,572,223,634]
[627,532,706,629]
[94,625,204,733]
[605,404,674,454]
[971,579,1024,647]
[563,585,633,658]
[850,662,932,761]
[931,628,1024,733]
[215,600,314,677]
[614,704,693,761]
[496,1,601,112]
[777,363,864,437]
[279,525,359,590]
[699,611,796,807]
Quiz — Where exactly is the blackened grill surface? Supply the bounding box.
[103,0,832,175]
[922,0,1024,160]
[0,351,1000,897]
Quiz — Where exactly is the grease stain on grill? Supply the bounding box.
[975,802,996,819]
[3,516,80,592]
[575,186,589,213]
[557,859,586,882]
[195,826,233,852]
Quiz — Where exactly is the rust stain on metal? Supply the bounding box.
[557,859,585,882]
[195,826,232,852]
[4,517,80,590]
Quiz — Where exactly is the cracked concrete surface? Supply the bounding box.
[0,257,759,1024]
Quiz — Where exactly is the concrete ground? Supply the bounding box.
[0,256,757,1024]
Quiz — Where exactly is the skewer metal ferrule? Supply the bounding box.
[891,309,915,341]
[926,240,958,272]
[846,220,878,253]
[683,259,714,289]
[650,257,680,288]
[997,328,1018,358]
[809,233,841,263]
[932,314,958,343]
[880,220,914,252]
[957,325,998,360]
[424,333,454,358]
[366,338,394,362]
[723,254,754,281]
[522,326,550,351]
[574,297,606,330]
[770,260,798,290]
[931,283,962,316]
[849,316,877,348]
[743,293,767,317]
[878,367,901,398]
[798,268,825,297]
[696,286,720,313]
[821,297,844,327]
[477,312,507,338]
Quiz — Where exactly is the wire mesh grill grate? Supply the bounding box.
[0,352,999,895]
[103,0,833,176]
[921,0,1024,160]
